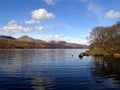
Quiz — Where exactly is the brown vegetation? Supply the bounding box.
[88,21,120,56]
[0,38,83,49]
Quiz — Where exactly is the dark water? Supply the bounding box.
[0,49,120,90]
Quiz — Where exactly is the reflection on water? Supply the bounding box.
[0,49,120,90]
[90,56,120,89]
[0,49,85,90]
[0,49,34,75]
[31,78,54,90]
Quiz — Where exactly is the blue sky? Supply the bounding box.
[0,0,120,44]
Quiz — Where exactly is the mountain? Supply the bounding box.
[0,35,88,49]
[0,35,16,40]
[66,43,88,48]
[17,35,45,43]
[48,40,87,48]
[17,35,36,42]
[49,40,67,45]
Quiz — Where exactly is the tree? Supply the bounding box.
[89,22,120,55]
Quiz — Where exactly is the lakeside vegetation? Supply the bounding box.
[88,21,120,57]
[79,21,120,58]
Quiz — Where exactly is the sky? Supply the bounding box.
[0,0,120,44]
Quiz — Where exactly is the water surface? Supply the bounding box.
[0,49,120,90]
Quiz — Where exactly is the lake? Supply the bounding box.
[0,49,120,90]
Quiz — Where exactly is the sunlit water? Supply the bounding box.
[0,49,120,90]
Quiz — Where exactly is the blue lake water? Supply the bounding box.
[0,49,120,90]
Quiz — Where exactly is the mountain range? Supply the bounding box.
[0,35,16,40]
[0,35,88,49]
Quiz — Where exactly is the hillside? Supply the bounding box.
[17,35,45,43]
[0,35,15,40]
[0,35,87,49]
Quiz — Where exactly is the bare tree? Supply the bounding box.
[89,21,120,55]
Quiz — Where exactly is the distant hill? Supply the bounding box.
[17,35,36,42]
[67,43,87,48]
[0,35,16,40]
[17,35,46,43]
[0,35,88,49]
[49,40,67,45]
[48,40,87,48]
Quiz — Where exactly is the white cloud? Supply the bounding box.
[87,3,104,24]
[88,4,94,11]
[48,34,65,40]
[88,4,100,14]
[64,25,73,32]
[88,3,103,16]
[105,10,120,19]
[3,20,31,32]
[63,36,88,45]
[36,26,45,31]
[25,19,39,24]
[36,25,55,31]
[31,8,55,20]
[47,34,88,44]
[43,0,55,5]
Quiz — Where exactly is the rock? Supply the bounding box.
[79,53,84,58]
[79,50,91,58]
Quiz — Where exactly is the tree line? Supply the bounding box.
[89,21,120,55]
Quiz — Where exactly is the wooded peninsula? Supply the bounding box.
[89,21,120,57]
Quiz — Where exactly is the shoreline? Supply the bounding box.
[79,50,120,58]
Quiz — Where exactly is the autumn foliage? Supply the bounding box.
[89,21,120,55]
